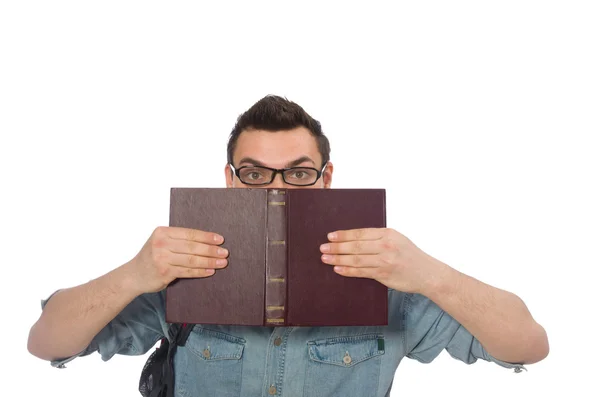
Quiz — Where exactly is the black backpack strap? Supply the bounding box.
[162,323,194,397]
[167,323,182,344]
[175,323,194,347]
[141,323,194,397]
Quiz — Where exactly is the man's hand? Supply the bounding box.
[124,226,229,294]
[320,227,549,364]
[320,227,448,294]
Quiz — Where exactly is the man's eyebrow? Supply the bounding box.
[286,156,316,168]
[237,156,317,168]
[237,157,266,166]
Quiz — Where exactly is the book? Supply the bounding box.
[165,187,388,326]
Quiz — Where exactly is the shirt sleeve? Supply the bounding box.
[40,289,168,369]
[403,292,526,373]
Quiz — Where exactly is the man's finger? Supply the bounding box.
[327,228,386,242]
[174,266,217,279]
[169,252,228,269]
[320,240,382,255]
[321,253,380,267]
[168,239,229,258]
[162,226,224,245]
[332,265,374,279]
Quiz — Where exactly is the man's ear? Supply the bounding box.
[224,163,234,187]
[323,161,334,188]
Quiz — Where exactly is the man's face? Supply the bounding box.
[225,127,333,189]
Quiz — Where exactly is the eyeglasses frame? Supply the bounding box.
[229,163,328,186]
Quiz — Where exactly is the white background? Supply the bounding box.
[1,1,599,396]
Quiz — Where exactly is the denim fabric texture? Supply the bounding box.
[41,288,525,397]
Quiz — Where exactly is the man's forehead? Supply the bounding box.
[236,127,314,142]
[233,128,321,166]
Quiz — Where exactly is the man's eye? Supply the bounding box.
[292,171,308,179]
[245,171,268,180]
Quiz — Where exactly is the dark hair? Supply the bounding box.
[227,95,331,166]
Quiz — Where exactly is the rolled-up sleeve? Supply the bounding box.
[41,289,168,368]
[403,293,526,373]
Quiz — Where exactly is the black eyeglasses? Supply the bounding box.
[229,163,327,186]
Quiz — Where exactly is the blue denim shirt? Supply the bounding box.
[42,288,525,397]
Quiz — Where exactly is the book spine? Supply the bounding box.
[264,189,287,326]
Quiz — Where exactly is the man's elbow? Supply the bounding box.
[27,324,43,359]
[523,322,550,364]
[27,322,55,362]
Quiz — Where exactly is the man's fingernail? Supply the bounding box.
[216,259,228,267]
[218,248,228,255]
[328,232,337,240]
[214,235,223,242]
[320,244,330,253]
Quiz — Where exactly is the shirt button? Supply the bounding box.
[202,349,211,359]
[343,352,352,365]
[274,337,282,346]
[268,385,277,395]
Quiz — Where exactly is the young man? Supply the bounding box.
[28,95,549,396]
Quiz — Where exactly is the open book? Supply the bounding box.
[166,187,388,326]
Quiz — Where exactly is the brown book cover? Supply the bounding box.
[165,188,388,326]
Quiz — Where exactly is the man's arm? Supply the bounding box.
[28,264,139,361]
[28,226,229,362]
[319,227,549,365]
[415,259,548,364]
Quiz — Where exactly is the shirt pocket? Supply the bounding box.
[304,334,385,397]
[175,326,245,397]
